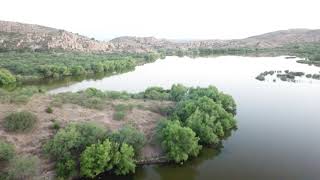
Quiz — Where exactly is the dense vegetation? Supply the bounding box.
[43,122,144,179]
[153,85,237,163]
[51,85,237,165]
[0,51,161,85]
[3,111,38,132]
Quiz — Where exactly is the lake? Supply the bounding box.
[50,56,320,179]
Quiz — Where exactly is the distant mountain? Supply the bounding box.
[1,20,320,53]
[0,20,114,52]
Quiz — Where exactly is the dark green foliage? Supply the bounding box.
[170,84,188,101]
[109,125,146,154]
[43,122,108,178]
[0,140,15,161]
[7,155,39,179]
[3,111,37,132]
[157,120,202,163]
[44,122,137,179]
[45,107,53,113]
[0,68,16,86]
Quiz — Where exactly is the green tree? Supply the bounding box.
[114,143,136,175]
[110,125,146,155]
[80,140,113,178]
[186,109,219,144]
[0,68,16,85]
[170,84,187,101]
[158,120,201,163]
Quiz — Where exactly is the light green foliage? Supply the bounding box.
[0,87,43,104]
[0,140,15,161]
[0,52,162,81]
[7,155,39,179]
[110,125,146,154]
[186,109,219,144]
[114,143,136,175]
[0,68,16,85]
[143,87,170,100]
[80,140,113,178]
[170,84,187,101]
[3,111,37,132]
[157,120,201,163]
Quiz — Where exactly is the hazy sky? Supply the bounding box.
[1,0,319,40]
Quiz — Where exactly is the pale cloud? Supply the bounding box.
[0,0,319,40]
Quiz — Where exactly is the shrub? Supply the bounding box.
[7,155,40,179]
[0,68,16,86]
[114,143,136,175]
[50,119,60,130]
[44,122,108,161]
[0,140,15,161]
[110,125,146,154]
[43,122,108,178]
[45,107,53,113]
[3,111,37,132]
[170,84,187,101]
[80,140,114,178]
[113,111,126,120]
[143,87,170,100]
[157,120,201,163]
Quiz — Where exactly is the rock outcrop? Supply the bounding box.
[1,20,320,53]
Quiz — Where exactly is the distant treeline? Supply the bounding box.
[0,52,161,85]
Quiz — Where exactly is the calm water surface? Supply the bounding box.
[51,56,320,180]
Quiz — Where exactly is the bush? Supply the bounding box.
[0,68,16,86]
[0,140,15,161]
[110,125,146,154]
[170,84,187,101]
[3,111,37,132]
[113,111,126,120]
[50,119,60,130]
[80,140,114,178]
[43,122,108,178]
[114,143,136,175]
[143,87,170,100]
[7,155,39,179]
[44,122,108,160]
[157,120,201,163]
[45,107,53,113]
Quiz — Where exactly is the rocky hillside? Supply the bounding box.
[0,20,114,52]
[1,20,320,53]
